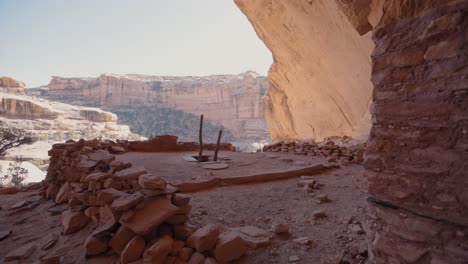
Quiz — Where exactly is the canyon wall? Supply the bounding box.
[365,2,468,263]
[46,72,268,140]
[235,0,377,141]
[237,0,467,263]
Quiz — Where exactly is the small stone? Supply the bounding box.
[138,174,167,190]
[273,223,289,234]
[187,224,221,252]
[114,166,147,180]
[55,182,70,204]
[111,145,126,153]
[188,252,206,264]
[83,171,112,182]
[61,210,90,235]
[103,178,122,190]
[121,235,145,264]
[214,232,247,262]
[143,235,173,264]
[4,244,36,261]
[204,257,218,264]
[171,240,185,256]
[84,207,100,224]
[111,191,144,211]
[110,226,136,254]
[10,200,28,209]
[289,255,301,262]
[84,234,110,256]
[96,188,127,204]
[293,237,312,245]
[180,247,194,261]
[312,209,327,220]
[174,223,196,241]
[316,194,331,203]
[172,193,190,206]
[230,226,271,248]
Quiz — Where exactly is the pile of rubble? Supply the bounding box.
[261,138,365,164]
[41,138,270,263]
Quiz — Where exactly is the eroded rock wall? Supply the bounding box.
[235,0,376,141]
[364,2,468,263]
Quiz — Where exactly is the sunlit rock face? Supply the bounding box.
[235,0,377,142]
[0,76,25,94]
[47,72,268,139]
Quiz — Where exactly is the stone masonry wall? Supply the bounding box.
[364,2,468,263]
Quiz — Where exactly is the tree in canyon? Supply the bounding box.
[0,128,36,157]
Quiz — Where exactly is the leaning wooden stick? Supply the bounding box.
[213,130,223,161]
[198,114,204,162]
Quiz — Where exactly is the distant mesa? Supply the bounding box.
[0,76,26,94]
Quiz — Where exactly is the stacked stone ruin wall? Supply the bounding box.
[364,2,468,263]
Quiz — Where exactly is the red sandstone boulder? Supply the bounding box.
[96,188,127,203]
[84,235,110,256]
[120,197,179,236]
[188,252,206,264]
[229,226,271,248]
[214,232,246,262]
[114,167,147,180]
[172,193,190,206]
[187,224,221,252]
[179,247,194,261]
[111,191,144,211]
[55,182,70,203]
[143,235,173,264]
[61,210,90,235]
[138,174,167,190]
[110,226,136,254]
[83,171,112,182]
[121,235,146,264]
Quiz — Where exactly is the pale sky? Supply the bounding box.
[0,0,272,87]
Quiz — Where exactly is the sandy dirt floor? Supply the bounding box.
[0,152,369,264]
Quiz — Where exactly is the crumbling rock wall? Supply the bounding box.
[235,0,376,141]
[365,2,468,263]
[39,137,259,263]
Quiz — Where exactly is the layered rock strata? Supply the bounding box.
[364,2,468,263]
[46,72,268,139]
[235,0,376,141]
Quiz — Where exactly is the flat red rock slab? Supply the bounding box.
[120,197,179,236]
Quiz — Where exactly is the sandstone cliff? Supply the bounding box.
[0,92,141,161]
[46,72,268,140]
[0,76,25,94]
[235,0,378,142]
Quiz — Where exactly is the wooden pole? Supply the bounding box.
[198,114,204,162]
[214,130,223,161]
